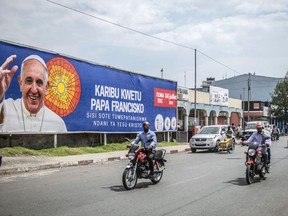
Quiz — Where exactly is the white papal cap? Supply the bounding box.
[22,54,48,72]
[20,55,48,81]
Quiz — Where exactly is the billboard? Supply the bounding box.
[0,41,177,133]
[177,87,189,101]
[209,85,228,106]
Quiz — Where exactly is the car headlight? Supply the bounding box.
[190,138,195,143]
[207,138,213,142]
[248,149,256,156]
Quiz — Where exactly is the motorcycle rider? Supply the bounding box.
[272,124,280,141]
[225,126,233,139]
[265,127,272,168]
[245,121,270,172]
[131,121,157,177]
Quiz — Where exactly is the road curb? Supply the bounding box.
[0,147,188,176]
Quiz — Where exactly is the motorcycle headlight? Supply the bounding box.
[248,149,256,156]
[128,153,135,160]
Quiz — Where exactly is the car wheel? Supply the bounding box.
[191,148,197,153]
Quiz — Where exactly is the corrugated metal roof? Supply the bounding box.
[212,74,282,102]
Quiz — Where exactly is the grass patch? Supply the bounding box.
[0,146,43,157]
[0,141,187,157]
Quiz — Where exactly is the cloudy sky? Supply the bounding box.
[0,0,287,87]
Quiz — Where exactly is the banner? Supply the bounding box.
[209,85,228,106]
[0,41,177,132]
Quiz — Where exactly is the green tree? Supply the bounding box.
[270,72,288,123]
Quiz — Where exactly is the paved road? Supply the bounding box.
[1,137,288,216]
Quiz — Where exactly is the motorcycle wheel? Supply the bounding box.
[259,166,266,180]
[122,168,137,190]
[246,165,254,185]
[151,162,164,184]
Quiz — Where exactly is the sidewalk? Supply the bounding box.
[0,144,191,175]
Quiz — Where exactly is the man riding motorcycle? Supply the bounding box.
[245,121,271,172]
[271,124,280,141]
[129,121,157,178]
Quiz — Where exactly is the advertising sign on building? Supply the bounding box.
[177,87,189,101]
[209,85,229,106]
[0,41,177,133]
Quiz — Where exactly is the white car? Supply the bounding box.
[189,125,234,153]
[241,121,270,140]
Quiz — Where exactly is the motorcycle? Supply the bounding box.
[271,133,278,141]
[122,144,167,190]
[243,140,269,184]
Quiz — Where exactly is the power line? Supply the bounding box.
[46,0,195,50]
[46,0,243,76]
[197,50,242,75]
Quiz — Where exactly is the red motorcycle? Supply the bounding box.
[244,141,269,184]
[122,145,166,190]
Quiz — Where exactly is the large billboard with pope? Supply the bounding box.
[0,41,177,133]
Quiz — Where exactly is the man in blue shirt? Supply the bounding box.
[131,121,157,177]
[245,121,270,171]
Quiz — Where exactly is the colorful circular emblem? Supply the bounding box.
[45,57,81,117]
[155,114,164,131]
[164,117,171,131]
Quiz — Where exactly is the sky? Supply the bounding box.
[0,0,287,88]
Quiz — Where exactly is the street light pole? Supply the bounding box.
[161,68,163,78]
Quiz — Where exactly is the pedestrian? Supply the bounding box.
[231,123,236,132]
[236,124,242,139]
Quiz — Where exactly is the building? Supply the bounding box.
[211,74,282,124]
[177,86,242,141]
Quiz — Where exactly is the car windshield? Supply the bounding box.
[199,126,220,134]
[246,123,257,129]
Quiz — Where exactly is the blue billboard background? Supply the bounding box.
[0,41,177,132]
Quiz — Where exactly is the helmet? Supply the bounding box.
[256,122,263,129]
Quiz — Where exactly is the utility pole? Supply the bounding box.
[242,88,245,128]
[247,73,251,122]
[194,49,197,126]
[161,68,163,78]
[184,71,186,87]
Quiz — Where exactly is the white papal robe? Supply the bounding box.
[0,98,67,132]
